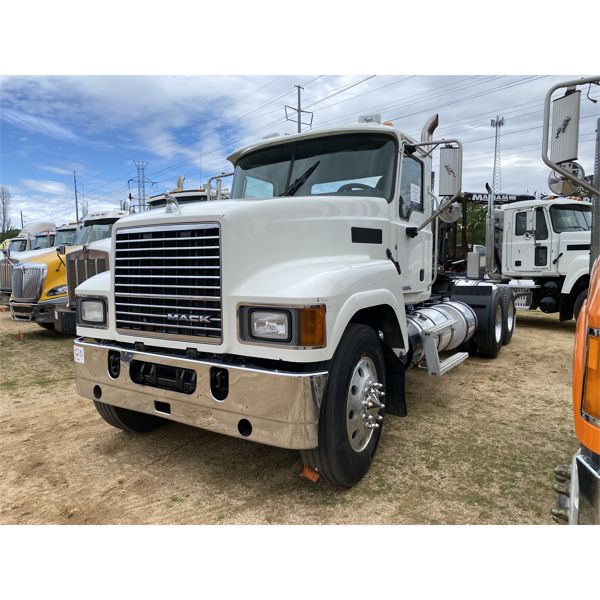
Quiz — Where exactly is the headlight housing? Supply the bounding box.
[47,284,68,297]
[77,297,107,328]
[239,305,326,348]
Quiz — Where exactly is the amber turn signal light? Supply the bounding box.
[583,333,600,421]
[299,305,326,348]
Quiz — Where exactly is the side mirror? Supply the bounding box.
[550,89,581,164]
[57,245,66,256]
[439,146,462,197]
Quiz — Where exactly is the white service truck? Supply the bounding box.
[469,197,592,320]
[73,116,515,486]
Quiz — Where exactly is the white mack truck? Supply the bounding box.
[468,197,592,320]
[73,116,515,486]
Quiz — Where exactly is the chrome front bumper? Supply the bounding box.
[10,298,66,323]
[569,449,600,524]
[74,338,328,450]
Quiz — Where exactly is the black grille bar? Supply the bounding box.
[114,223,222,342]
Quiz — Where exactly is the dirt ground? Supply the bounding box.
[0,308,578,524]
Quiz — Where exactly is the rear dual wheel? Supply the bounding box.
[499,287,516,345]
[300,324,386,487]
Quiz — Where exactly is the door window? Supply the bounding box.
[535,208,549,240]
[399,155,423,219]
[515,211,527,236]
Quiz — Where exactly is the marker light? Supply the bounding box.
[299,306,326,348]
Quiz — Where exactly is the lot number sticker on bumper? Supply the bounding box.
[73,346,85,364]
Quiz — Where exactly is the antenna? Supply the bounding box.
[285,85,314,133]
[490,116,505,194]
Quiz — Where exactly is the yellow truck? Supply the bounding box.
[9,210,125,330]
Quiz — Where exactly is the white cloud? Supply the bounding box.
[1,107,79,142]
[20,179,69,195]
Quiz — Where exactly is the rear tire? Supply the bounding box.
[475,288,503,359]
[300,324,386,487]
[573,289,588,321]
[93,400,166,433]
[499,287,516,345]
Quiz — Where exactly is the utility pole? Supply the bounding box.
[20,211,24,228]
[295,85,303,133]
[73,171,80,223]
[285,84,313,134]
[491,116,505,194]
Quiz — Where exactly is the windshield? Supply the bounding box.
[8,238,28,252]
[231,133,397,200]
[55,228,78,246]
[549,204,592,233]
[32,233,54,250]
[76,220,115,244]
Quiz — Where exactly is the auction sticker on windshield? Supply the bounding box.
[73,346,85,364]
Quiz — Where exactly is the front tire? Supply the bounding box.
[300,324,386,487]
[93,400,166,433]
[38,322,55,331]
[573,289,587,321]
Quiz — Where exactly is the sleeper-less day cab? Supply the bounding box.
[73,117,513,486]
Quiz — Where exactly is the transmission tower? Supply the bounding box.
[491,116,505,194]
[131,161,155,211]
[285,85,313,133]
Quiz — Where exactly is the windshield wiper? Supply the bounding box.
[280,160,320,197]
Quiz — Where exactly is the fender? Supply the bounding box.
[562,255,590,294]
[230,257,407,361]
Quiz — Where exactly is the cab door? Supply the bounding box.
[394,152,432,301]
[511,207,552,273]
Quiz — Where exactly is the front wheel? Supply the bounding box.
[573,289,587,321]
[38,322,55,331]
[93,401,166,433]
[300,324,386,487]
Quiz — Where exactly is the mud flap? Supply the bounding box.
[383,345,407,417]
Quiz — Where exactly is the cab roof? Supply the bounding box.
[227,123,418,165]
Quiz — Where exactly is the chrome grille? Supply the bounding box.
[114,223,222,342]
[12,264,46,302]
[0,258,14,292]
[67,251,108,305]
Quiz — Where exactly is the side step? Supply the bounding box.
[421,320,469,377]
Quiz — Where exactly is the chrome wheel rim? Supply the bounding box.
[507,299,516,334]
[495,304,503,343]
[346,357,385,452]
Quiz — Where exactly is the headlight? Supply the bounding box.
[78,298,107,327]
[250,310,291,341]
[239,305,326,347]
[47,285,68,297]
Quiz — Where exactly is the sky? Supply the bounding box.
[1,74,598,230]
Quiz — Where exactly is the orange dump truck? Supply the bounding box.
[554,256,600,524]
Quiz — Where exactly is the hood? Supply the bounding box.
[114,195,391,265]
